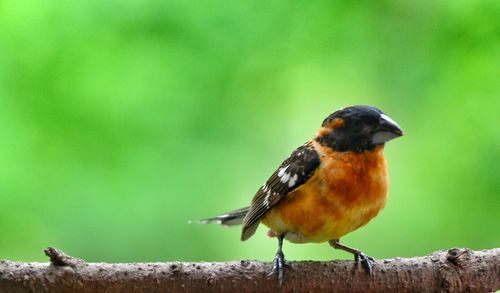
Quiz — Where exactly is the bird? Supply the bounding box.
[200,105,403,285]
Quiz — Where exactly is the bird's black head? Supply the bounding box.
[316,105,403,152]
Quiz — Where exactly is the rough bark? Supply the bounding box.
[0,247,498,293]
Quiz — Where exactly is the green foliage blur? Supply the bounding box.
[0,1,498,262]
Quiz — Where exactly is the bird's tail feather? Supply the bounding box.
[199,207,249,226]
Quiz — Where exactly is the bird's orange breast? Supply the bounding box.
[261,143,388,243]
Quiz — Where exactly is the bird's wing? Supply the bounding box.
[241,142,321,240]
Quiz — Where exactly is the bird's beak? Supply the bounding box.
[372,113,404,144]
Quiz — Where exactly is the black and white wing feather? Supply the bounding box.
[241,142,321,240]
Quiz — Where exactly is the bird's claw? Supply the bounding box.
[354,251,374,274]
[268,251,288,286]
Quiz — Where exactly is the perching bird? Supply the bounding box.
[201,105,403,284]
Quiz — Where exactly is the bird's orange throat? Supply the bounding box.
[317,143,388,211]
[262,143,389,243]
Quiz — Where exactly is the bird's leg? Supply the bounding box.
[328,239,374,274]
[269,234,286,285]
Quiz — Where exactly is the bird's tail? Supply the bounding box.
[198,207,250,226]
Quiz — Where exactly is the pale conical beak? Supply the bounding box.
[372,113,403,144]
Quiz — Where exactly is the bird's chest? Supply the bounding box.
[319,147,388,212]
[262,146,388,243]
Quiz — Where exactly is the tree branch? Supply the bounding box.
[0,247,498,292]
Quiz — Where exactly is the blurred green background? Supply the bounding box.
[0,1,498,263]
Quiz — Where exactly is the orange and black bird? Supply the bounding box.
[201,105,403,284]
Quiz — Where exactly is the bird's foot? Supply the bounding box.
[268,250,289,286]
[354,251,374,274]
